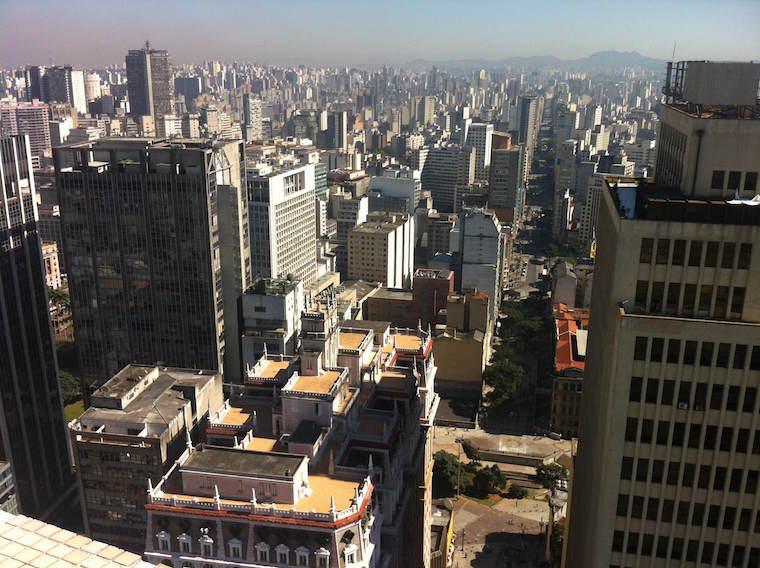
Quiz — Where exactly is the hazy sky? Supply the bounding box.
[2,0,759,68]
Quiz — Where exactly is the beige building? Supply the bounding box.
[41,240,62,289]
[564,62,760,568]
[347,213,414,288]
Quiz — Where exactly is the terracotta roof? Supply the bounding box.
[553,303,590,373]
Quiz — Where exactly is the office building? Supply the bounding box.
[243,93,263,142]
[0,462,17,514]
[248,163,317,285]
[0,100,52,164]
[465,122,494,182]
[367,167,421,214]
[554,139,578,239]
[564,62,760,568]
[40,240,62,289]
[174,75,202,111]
[69,365,223,551]
[489,131,525,222]
[421,145,475,213]
[56,137,249,385]
[125,43,174,130]
[347,213,414,288]
[42,65,87,114]
[0,135,73,517]
[456,208,506,321]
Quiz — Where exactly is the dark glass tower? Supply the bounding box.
[0,135,73,517]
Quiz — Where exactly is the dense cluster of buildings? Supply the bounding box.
[1,28,758,568]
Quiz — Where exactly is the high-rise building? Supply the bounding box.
[174,75,202,111]
[0,100,52,165]
[488,131,525,222]
[0,135,73,517]
[125,44,174,130]
[348,213,415,288]
[248,163,317,285]
[55,138,250,386]
[455,207,506,322]
[243,93,263,142]
[553,139,578,239]
[421,145,476,213]
[465,122,494,182]
[564,61,760,568]
[323,110,347,151]
[40,65,86,113]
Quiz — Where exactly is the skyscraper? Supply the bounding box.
[488,131,525,222]
[564,61,760,568]
[243,93,263,142]
[0,100,52,165]
[421,145,476,213]
[125,44,174,130]
[0,135,73,517]
[55,137,250,386]
[465,122,494,182]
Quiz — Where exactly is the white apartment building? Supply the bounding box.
[465,122,494,182]
[248,163,318,285]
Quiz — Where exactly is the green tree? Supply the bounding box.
[432,451,460,497]
[507,484,528,499]
[59,370,82,405]
[470,464,507,498]
[461,439,480,461]
[483,359,523,410]
[536,462,569,490]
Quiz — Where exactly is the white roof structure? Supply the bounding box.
[0,511,165,567]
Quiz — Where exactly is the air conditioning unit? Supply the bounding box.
[678,402,689,410]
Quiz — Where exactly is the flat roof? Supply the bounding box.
[394,334,423,351]
[183,446,304,479]
[250,359,292,380]
[339,330,370,350]
[290,370,342,395]
[214,407,254,427]
[340,319,391,334]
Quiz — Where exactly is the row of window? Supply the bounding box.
[711,170,758,193]
[639,238,752,269]
[634,280,745,318]
[633,337,760,370]
[625,418,760,456]
[612,530,759,566]
[617,494,760,532]
[629,376,757,413]
[621,456,760,494]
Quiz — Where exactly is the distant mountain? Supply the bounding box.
[403,50,666,72]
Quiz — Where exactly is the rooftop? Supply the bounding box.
[182,445,304,479]
[554,303,590,373]
[0,511,161,567]
[339,329,371,351]
[608,178,760,226]
[289,370,343,395]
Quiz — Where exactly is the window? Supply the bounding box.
[683,341,697,365]
[734,344,748,370]
[714,286,729,318]
[720,427,734,452]
[255,542,271,562]
[646,497,659,521]
[636,458,649,481]
[343,543,358,564]
[727,386,740,411]
[727,170,741,190]
[672,240,686,265]
[710,384,724,410]
[723,507,736,530]
[296,547,310,566]
[178,533,192,554]
[682,463,695,487]
[635,280,648,308]
[656,239,670,264]
[688,241,703,266]
[316,548,330,568]
[700,342,714,366]
[612,530,624,552]
[656,420,670,445]
[667,462,680,485]
[708,505,720,527]
[701,542,715,564]
[276,544,290,564]
[672,422,685,447]
[746,470,759,494]
[739,508,752,531]
[640,238,653,263]
[731,287,746,316]
[650,282,664,312]
[729,468,741,492]
[627,532,639,554]
[199,534,214,558]
[711,170,725,190]
[677,382,691,407]
[705,242,719,267]
[646,378,659,403]
[667,340,681,363]
[677,501,690,524]
[641,420,654,444]
[634,337,648,360]
[738,429,750,453]
[738,243,752,269]
[704,426,718,450]
[651,460,664,483]
[661,380,675,405]
[661,500,674,522]
[698,285,713,312]
[694,383,707,409]
[617,494,629,516]
[745,172,758,193]
[656,535,669,558]
[721,242,736,268]
[753,347,760,371]
[651,338,664,361]
[629,377,642,402]
[682,284,697,313]
[156,531,170,552]
[716,342,731,367]
[698,465,711,489]
[743,386,756,412]
[621,456,633,480]
[687,424,701,448]
[626,418,638,442]
[666,283,680,312]
[228,538,243,559]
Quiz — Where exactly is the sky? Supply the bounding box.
[1,0,759,68]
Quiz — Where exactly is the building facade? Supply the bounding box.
[0,135,73,517]
[56,137,249,385]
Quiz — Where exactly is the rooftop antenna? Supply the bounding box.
[145,40,151,51]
